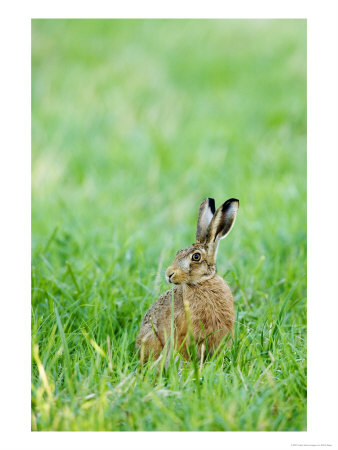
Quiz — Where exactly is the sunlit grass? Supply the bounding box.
[31,18,306,431]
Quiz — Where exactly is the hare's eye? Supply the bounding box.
[192,252,201,261]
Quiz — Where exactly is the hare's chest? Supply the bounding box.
[183,291,225,333]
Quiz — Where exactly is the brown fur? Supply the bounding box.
[136,198,239,363]
[136,275,234,361]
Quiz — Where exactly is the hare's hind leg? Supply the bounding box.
[136,327,163,364]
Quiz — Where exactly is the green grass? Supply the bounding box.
[31,19,307,431]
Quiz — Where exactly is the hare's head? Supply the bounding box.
[165,198,239,285]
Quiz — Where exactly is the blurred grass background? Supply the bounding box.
[31,19,306,431]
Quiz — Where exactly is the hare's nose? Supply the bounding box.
[165,266,176,283]
[165,268,175,283]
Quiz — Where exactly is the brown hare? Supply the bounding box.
[136,197,239,364]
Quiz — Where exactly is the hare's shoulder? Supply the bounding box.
[141,286,183,326]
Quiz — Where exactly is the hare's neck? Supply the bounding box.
[182,275,225,296]
[181,275,230,316]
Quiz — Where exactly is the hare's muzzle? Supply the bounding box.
[165,266,176,284]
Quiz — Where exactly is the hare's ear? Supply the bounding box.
[206,198,239,250]
[196,198,215,243]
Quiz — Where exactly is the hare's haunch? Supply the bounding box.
[136,197,239,362]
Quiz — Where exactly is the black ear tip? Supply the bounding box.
[228,198,239,204]
[222,198,239,211]
[207,198,216,214]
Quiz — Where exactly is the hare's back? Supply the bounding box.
[140,286,183,329]
[136,286,183,357]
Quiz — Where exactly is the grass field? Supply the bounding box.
[31,19,307,431]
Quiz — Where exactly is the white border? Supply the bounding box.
[1,1,337,449]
